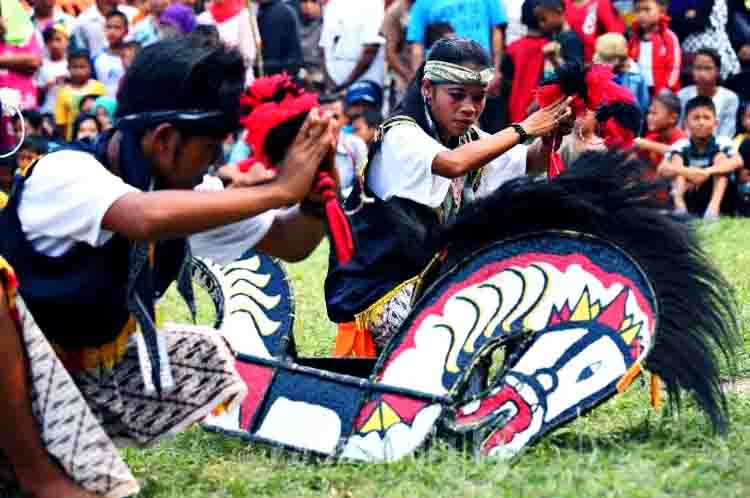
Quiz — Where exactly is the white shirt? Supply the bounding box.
[94,52,125,97]
[369,124,527,209]
[638,40,654,88]
[35,57,69,114]
[319,0,386,86]
[19,151,278,262]
[18,150,138,257]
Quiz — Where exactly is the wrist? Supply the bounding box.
[511,123,530,143]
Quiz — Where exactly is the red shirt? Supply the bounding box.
[564,0,625,63]
[642,127,687,167]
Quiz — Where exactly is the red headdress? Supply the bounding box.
[237,74,355,264]
[535,63,640,176]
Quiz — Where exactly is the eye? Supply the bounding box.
[576,360,602,382]
[448,92,466,101]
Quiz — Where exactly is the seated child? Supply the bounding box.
[627,0,681,95]
[351,109,383,145]
[736,138,750,216]
[558,109,606,165]
[635,90,687,169]
[660,96,744,220]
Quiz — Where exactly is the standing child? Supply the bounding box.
[627,0,681,95]
[54,49,106,141]
[94,11,128,97]
[36,24,69,114]
[660,96,743,220]
[534,0,585,79]
[594,33,650,113]
[564,0,625,63]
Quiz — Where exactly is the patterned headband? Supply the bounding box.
[423,60,494,86]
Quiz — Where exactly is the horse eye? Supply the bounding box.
[576,361,602,382]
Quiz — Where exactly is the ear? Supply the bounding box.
[144,123,182,171]
[421,79,434,102]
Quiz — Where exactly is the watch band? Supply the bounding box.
[511,123,529,143]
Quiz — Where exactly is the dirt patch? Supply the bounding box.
[724,378,750,394]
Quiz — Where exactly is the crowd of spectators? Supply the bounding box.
[2,0,750,220]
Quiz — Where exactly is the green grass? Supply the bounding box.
[128,219,750,498]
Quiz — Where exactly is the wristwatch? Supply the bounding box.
[511,123,529,144]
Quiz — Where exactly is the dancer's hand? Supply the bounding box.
[274,108,337,204]
[520,97,573,138]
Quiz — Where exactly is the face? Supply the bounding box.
[424,79,487,139]
[13,118,32,142]
[692,54,719,89]
[321,101,346,129]
[17,149,40,172]
[635,0,662,29]
[686,106,717,139]
[76,118,100,140]
[69,57,92,85]
[96,107,113,130]
[47,32,69,59]
[300,0,322,20]
[646,99,675,132]
[534,7,565,34]
[352,117,375,144]
[150,127,225,188]
[576,110,597,135]
[105,16,128,46]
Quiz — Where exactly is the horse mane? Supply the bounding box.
[436,151,739,432]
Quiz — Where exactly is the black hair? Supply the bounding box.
[694,47,722,73]
[387,36,489,148]
[685,95,717,117]
[535,0,564,12]
[425,22,455,50]
[652,89,682,116]
[18,135,49,156]
[318,94,343,106]
[12,110,43,130]
[521,0,540,30]
[42,24,67,44]
[264,113,308,165]
[67,48,93,68]
[354,109,384,129]
[72,112,103,140]
[106,10,129,29]
[79,94,100,111]
[634,0,669,6]
[116,35,246,138]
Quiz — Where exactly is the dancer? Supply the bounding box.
[325,36,572,355]
[0,36,336,498]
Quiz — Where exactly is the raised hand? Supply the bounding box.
[520,97,573,138]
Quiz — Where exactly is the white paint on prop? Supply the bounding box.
[341,404,442,462]
[255,397,342,455]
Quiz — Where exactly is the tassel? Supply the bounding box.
[314,171,355,265]
[650,373,662,410]
[334,321,376,358]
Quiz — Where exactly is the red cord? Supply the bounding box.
[314,171,355,264]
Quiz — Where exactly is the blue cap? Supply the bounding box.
[345,81,383,109]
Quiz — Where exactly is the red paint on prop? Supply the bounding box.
[234,361,274,431]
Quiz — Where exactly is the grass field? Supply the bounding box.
[126,218,750,498]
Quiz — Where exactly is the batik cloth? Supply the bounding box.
[0,264,247,498]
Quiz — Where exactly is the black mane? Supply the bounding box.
[437,151,740,432]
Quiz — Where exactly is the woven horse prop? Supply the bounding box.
[196,151,738,461]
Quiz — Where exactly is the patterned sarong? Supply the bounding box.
[0,296,247,497]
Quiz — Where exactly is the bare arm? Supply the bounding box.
[336,45,379,91]
[255,206,325,262]
[634,138,673,155]
[411,42,424,72]
[0,53,42,75]
[103,113,336,242]
[706,152,744,176]
[432,98,572,178]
